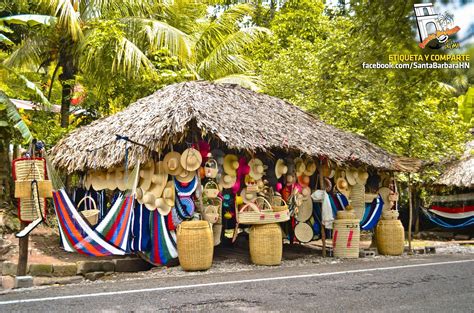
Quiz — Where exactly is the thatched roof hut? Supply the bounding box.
[51,81,419,174]
[435,140,473,188]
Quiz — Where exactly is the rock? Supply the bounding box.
[14,276,33,288]
[33,276,83,286]
[53,264,77,277]
[84,271,105,281]
[113,258,153,273]
[76,260,115,275]
[2,261,17,276]
[1,275,15,289]
[28,264,53,277]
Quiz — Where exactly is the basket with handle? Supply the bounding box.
[204,159,218,179]
[202,203,220,224]
[77,196,100,226]
[270,196,288,212]
[237,197,290,225]
[203,180,220,198]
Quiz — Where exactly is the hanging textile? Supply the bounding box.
[144,210,178,266]
[360,194,384,230]
[421,207,474,229]
[130,202,152,252]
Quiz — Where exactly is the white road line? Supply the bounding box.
[0,259,473,306]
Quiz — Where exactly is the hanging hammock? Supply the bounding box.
[360,194,384,231]
[421,206,474,229]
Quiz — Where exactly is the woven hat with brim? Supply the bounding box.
[163,151,184,176]
[285,157,296,175]
[91,171,107,190]
[286,173,296,185]
[181,148,202,172]
[223,154,239,176]
[105,168,117,190]
[248,158,264,180]
[294,222,314,243]
[240,188,257,204]
[219,174,237,189]
[303,158,317,176]
[301,186,312,199]
[139,161,155,191]
[143,192,157,211]
[175,169,196,183]
[175,176,197,196]
[148,161,168,198]
[114,167,127,191]
[163,180,175,207]
[346,168,359,186]
[155,197,171,216]
[334,168,345,180]
[356,169,369,185]
[320,161,331,178]
[136,187,145,204]
[275,159,288,179]
[296,197,313,222]
[336,177,350,198]
[294,157,306,177]
[84,173,93,190]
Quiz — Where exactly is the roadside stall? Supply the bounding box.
[45,81,420,269]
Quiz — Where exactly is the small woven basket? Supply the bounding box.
[376,219,404,255]
[249,223,282,266]
[271,196,288,212]
[177,221,214,271]
[77,196,99,226]
[238,197,290,225]
[333,219,360,258]
[336,210,356,220]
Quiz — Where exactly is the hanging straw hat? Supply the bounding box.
[143,192,157,211]
[303,158,317,176]
[275,159,288,179]
[219,174,237,189]
[139,161,155,191]
[346,168,358,186]
[181,148,202,172]
[248,158,264,180]
[163,151,184,176]
[84,172,93,190]
[223,154,239,176]
[294,222,314,243]
[155,197,171,216]
[334,168,345,180]
[320,161,331,178]
[91,171,107,191]
[148,161,168,198]
[136,187,145,204]
[240,188,257,204]
[175,169,196,183]
[285,173,295,185]
[285,157,296,175]
[163,180,175,207]
[336,177,350,198]
[294,157,306,177]
[355,168,369,185]
[114,167,127,191]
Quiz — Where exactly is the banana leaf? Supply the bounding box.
[0,14,56,27]
[0,91,33,143]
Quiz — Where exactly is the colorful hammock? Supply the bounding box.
[421,206,474,229]
[143,210,178,266]
[53,188,134,256]
[130,202,152,252]
[360,194,383,230]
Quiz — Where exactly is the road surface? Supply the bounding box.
[0,254,473,312]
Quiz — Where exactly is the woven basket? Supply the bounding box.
[333,219,360,258]
[376,219,404,255]
[350,183,365,220]
[336,210,356,220]
[270,197,288,212]
[237,197,290,225]
[78,196,99,226]
[177,221,213,271]
[382,210,399,220]
[249,223,282,265]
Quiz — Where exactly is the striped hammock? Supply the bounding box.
[360,194,384,230]
[53,188,134,256]
[422,206,474,229]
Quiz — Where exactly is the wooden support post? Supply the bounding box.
[407,174,413,254]
[318,161,326,257]
[17,221,29,276]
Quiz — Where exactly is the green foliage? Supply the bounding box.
[458,87,474,127]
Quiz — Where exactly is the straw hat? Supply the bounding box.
[301,186,312,199]
[139,161,155,191]
[275,159,288,179]
[285,157,295,175]
[148,161,168,198]
[163,180,175,207]
[240,188,257,204]
[286,173,296,185]
[303,158,317,176]
[136,187,145,204]
[223,154,239,176]
[296,198,313,222]
[334,168,345,180]
[320,161,331,178]
[294,157,306,177]
[248,158,264,180]
[155,197,171,216]
[143,192,157,211]
[175,169,196,183]
[219,174,237,189]
[181,148,202,172]
[163,151,184,176]
[294,222,314,243]
[346,168,359,186]
[336,177,350,198]
[356,168,369,185]
[91,171,107,190]
[114,168,127,191]
[105,170,117,190]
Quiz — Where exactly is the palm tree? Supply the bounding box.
[1,1,269,127]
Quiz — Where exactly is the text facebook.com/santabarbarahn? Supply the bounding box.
[362,54,470,69]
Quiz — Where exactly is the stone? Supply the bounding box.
[76,260,115,275]
[1,276,15,289]
[33,276,83,286]
[84,271,105,281]
[28,264,53,276]
[113,258,153,273]
[53,264,77,277]
[14,276,33,289]
[2,261,17,276]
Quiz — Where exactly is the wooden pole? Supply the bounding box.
[318,160,326,257]
[17,221,29,276]
[407,174,413,254]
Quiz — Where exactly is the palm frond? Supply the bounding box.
[0,90,33,143]
[0,33,13,45]
[48,0,83,40]
[3,35,54,71]
[113,36,154,76]
[213,73,262,91]
[81,0,153,20]
[0,14,56,27]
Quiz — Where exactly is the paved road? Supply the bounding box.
[0,254,473,312]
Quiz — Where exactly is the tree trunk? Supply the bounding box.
[58,40,78,128]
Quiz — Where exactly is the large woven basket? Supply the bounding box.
[237,198,290,225]
[177,221,213,271]
[376,219,404,255]
[350,183,365,220]
[249,223,282,266]
[333,219,360,258]
[382,210,399,220]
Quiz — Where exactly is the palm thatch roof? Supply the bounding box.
[50,81,419,174]
[435,140,473,188]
